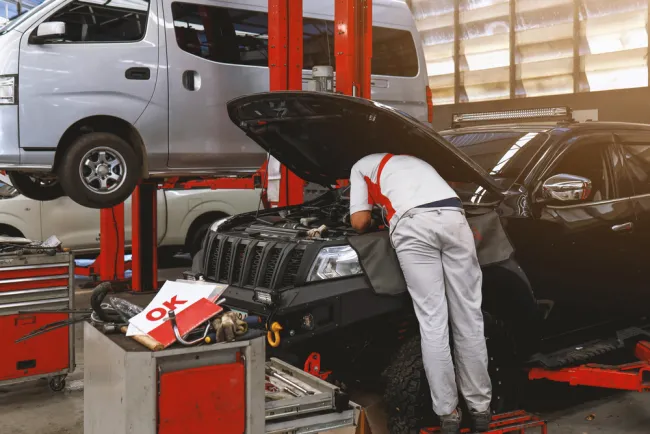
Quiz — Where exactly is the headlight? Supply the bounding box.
[307,245,362,281]
[0,76,16,105]
[209,217,228,232]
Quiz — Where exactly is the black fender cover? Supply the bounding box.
[347,210,515,296]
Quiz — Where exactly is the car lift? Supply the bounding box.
[77,0,371,294]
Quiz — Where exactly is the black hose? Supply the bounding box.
[90,282,114,322]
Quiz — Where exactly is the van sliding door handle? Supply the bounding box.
[612,222,634,232]
[182,70,201,91]
[125,67,150,80]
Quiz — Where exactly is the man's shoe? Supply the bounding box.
[439,409,461,434]
[470,410,491,432]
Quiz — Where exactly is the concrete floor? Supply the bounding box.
[2,264,650,433]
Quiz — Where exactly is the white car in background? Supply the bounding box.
[0,175,261,256]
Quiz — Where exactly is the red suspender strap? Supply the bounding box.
[363,154,396,221]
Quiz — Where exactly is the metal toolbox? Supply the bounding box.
[265,358,360,434]
[0,251,75,390]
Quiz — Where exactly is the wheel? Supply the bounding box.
[58,132,140,209]
[8,172,64,201]
[187,222,212,258]
[383,314,519,434]
[49,375,66,392]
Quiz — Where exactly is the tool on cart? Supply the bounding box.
[126,280,227,348]
[266,366,314,396]
[15,282,138,343]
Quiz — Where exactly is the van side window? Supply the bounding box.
[43,0,149,43]
[171,3,418,77]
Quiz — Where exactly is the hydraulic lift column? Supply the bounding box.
[335,0,372,99]
[268,0,304,207]
[131,181,158,292]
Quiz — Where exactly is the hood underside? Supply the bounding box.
[227,92,503,195]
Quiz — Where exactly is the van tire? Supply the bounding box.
[58,133,140,209]
[8,172,65,202]
[383,313,519,433]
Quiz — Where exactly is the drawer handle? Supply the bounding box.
[17,359,36,370]
[15,315,36,326]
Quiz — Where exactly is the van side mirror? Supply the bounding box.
[31,22,66,44]
[542,173,592,202]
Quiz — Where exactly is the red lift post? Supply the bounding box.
[268,0,305,208]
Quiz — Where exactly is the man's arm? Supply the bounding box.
[351,210,372,233]
[349,162,373,233]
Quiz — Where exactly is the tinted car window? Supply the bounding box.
[171,3,418,77]
[44,0,149,42]
[620,143,650,195]
[442,131,547,188]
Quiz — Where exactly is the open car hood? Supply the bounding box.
[227,92,503,196]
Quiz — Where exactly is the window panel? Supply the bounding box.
[580,0,648,92]
[459,0,510,102]
[46,0,149,43]
[172,4,418,77]
[515,0,574,98]
[412,0,455,104]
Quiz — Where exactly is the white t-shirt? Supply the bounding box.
[349,153,458,226]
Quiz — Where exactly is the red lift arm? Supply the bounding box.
[529,340,650,392]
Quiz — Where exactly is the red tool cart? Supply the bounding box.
[0,250,75,391]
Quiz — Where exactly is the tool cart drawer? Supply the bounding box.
[0,252,74,383]
[0,313,69,381]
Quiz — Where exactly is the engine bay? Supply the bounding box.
[225,187,384,241]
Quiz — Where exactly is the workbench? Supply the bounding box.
[84,322,360,434]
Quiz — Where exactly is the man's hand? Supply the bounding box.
[351,210,372,233]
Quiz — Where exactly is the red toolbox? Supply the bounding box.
[0,251,75,390]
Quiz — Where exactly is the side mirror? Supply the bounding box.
[542,174,592,202]
[31,22,66,44]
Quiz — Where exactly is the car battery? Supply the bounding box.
[0,251,75,391]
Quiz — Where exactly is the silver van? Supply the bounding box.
[0,0,429,208]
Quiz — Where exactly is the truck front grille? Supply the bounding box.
[203,233,307,290]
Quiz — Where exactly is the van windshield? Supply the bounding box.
[0,0,55,34]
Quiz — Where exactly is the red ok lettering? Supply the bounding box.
[162,296,187,311]
[145,296,188,321]
[146,308,166,321]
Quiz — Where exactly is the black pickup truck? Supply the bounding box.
[194,92,650,433]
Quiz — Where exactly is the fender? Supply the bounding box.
[482,257,541,357]
[0,213,37,240]
[164,189,260,246]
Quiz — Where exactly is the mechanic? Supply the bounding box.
[349,153,492,434]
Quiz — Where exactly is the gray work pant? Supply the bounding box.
[391,208,492,416]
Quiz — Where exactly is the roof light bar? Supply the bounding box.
[453,107,571,124]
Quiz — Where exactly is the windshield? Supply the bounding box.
[1,0,55,34]
[441,130,548,203]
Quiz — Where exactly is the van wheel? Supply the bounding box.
[8,172,64,201]
[383,313,519,434]
[58,133,140,209]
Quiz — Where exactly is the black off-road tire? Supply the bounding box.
[383,314,519,434]
[58,133,140,209]
[8,172,64,201]
[187,222,212,258]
